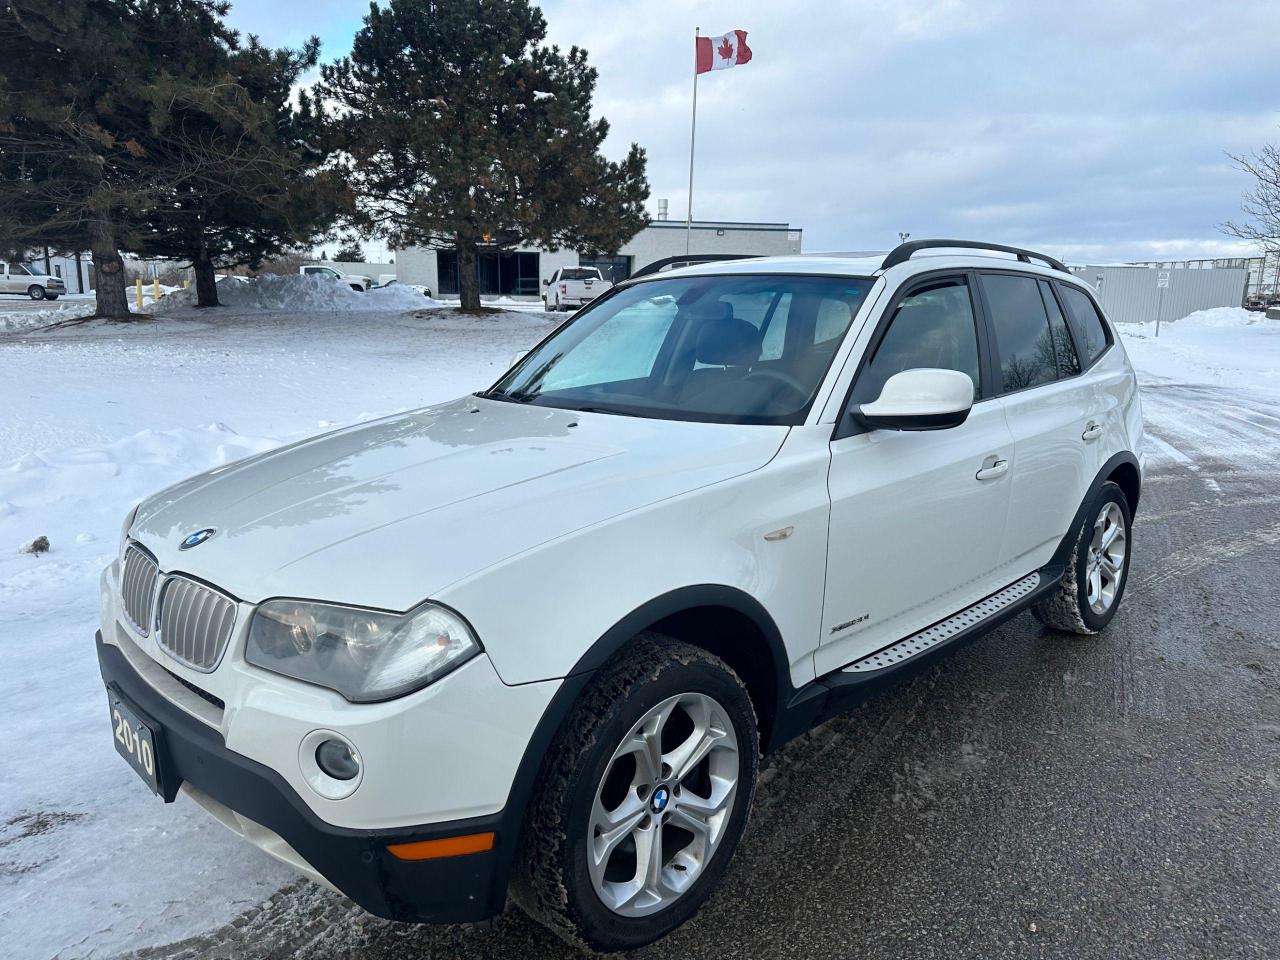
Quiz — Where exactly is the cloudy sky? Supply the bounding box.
[225,0,1280,263]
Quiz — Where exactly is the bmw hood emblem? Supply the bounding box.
[179,528,216,550]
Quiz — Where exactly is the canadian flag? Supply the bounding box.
[696,29,752,74]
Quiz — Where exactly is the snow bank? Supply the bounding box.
[0,301,95,334]
[1165,306,1265,329]
[146,274,444,314]
[1117,307,1279,391]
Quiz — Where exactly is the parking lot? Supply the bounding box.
[131,376,1280,959]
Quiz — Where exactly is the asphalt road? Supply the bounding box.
[127,379,1280,960]
[0,294,91,311]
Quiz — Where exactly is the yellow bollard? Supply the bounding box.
[135,278,143,309]
[183,279,189,289]
[152,278,160,301]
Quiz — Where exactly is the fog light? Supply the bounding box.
[315,739,360,781]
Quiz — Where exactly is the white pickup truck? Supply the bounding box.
[543,266,611,312]
[300,264,371,292]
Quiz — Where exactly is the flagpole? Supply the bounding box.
[686,27,699,256]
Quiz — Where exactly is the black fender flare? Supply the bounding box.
[564,583,789,681]
[485,585,792,895]
[1049,450,1141,570]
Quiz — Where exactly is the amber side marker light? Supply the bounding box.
[386,831,496,861]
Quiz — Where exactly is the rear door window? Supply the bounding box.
[1056,284,1110,365]
[979,273,1057,393]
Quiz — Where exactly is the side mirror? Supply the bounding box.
[542,278,550,286]
[856,368,974,431]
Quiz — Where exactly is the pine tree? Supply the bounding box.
[131,35,351,307]
[333,237,367,262]
[0,0,185,318]
[317,0,649,312]
[1,1,348,314]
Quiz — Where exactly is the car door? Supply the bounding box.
[817,272,1016,674]
[977,272,1096,574]
[0,262,12,294]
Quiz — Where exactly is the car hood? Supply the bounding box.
[131,397,787,609]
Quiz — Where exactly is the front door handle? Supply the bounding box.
[1082,421,1103,441]
[975,457,1009,481]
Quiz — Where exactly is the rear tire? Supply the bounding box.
[1033,480,1132,634]
[28,285,46,300]
[512,634,758,952]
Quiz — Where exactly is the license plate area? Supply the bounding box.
[108,686,163,796]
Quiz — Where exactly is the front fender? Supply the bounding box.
[433,449,830,690]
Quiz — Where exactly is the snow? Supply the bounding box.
[0,290,1274,959]
[1115,307,1280,394]
[2,276,546,338]
[143,274,447,314]
[0,300,96,335]
[0,299,553,960]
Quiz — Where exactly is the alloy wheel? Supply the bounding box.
[1086,501,1127,614]
[587,692,740,917]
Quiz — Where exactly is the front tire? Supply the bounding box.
[1033,480,1132,634]
[28,285,46,300]
[512,635,758,952]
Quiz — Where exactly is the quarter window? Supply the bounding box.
[1057,285,1109,365]
[1039,280,1081,378]
[980,273,1057,392]
[851,277,981,405]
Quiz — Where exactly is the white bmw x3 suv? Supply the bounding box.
[98,240,1143,951]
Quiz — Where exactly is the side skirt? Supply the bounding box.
[768,563,1065,751]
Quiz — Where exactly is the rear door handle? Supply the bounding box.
[975,457,1009,481]
[1082,421,1103,441]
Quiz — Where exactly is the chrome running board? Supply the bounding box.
[843,573,1042,674]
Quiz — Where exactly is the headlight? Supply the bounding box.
[245,599,481,702]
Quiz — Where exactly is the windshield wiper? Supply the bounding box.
[571,405,641,418]
[476,388,536,404]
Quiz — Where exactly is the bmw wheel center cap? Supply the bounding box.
[651,784,671,813]
[180,528,217,550]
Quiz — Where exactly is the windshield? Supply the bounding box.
[486,273,874,424]
[560,268,601,281]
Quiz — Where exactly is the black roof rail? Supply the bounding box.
[630,254,758,279]
[881,239,1070,274]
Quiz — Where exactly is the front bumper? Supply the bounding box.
[98,632,510,923]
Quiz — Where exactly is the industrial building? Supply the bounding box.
[394,211,803,297]
[1129,253,1279,305]
[1069,262,1251,326]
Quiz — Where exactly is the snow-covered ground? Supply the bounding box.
[0,289,555,960]
[1118,306,1280,394]
[0,276,549,336]
[0,290,1274,959]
